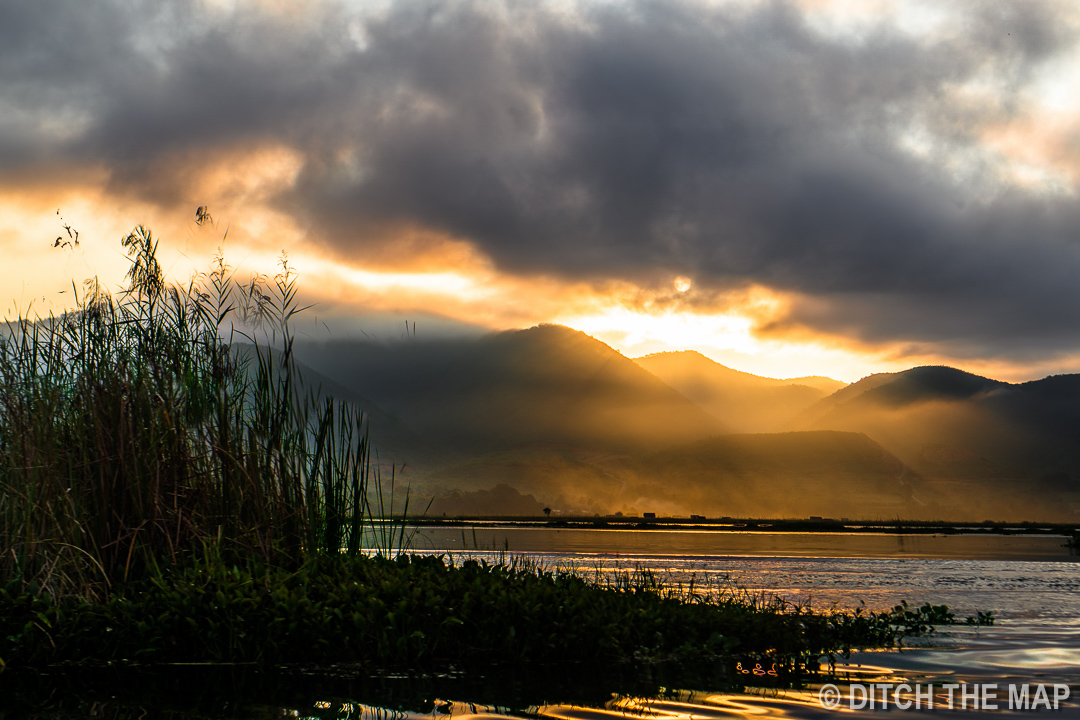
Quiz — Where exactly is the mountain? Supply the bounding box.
[791,366,1080,519]
[287,329,1080,521]
[635,351,845,432]
[802,366,1005,415]
[794,366,1030,471]
[293,325,726,458]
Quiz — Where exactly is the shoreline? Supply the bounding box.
[407,516,1079,536]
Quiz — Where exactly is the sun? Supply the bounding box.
[673,276,692,293]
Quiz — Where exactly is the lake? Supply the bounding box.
[404,527,1080,719]
[410,526,1080,616]
[14,529,1080,718]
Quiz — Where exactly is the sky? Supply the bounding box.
[3,0,1080,382]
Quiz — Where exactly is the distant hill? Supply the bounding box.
[425,484,547,517]
[791,366,1080,519]
[631,431,922,518]
[415,430,928,519]
[794,366,1030,470]
[293,325,726,459]
[286,331,1080,521]
[802,366,1005,416]
[635,351,845,432]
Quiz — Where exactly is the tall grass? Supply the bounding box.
[0,226,386,600]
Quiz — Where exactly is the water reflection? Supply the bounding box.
[8,637,1078,719]
[275,670,1078,720]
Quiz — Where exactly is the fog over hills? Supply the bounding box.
[293,324,725,456]
[635,431,919,519]
[635,351,845,432]
[793,366,1080,518]
[801,366,1006,415]
[793,366,1080,474]
[290,328,1080,521]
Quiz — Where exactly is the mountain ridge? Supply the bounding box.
[288,326,1080,520]
[634,350,844,432]
[293,324,727,457]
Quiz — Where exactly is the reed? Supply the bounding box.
[0,225,394,601]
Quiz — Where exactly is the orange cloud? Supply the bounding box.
[5,125,1080,385]
[6,176,1076,385]
[980,111,1080,192]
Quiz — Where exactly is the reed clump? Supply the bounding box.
[0,226,380,602]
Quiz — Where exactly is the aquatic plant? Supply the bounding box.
[0,551,980,672]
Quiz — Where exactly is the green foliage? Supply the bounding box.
[0,226,397,601]
[0,552,978,672]
[881,600,993,637]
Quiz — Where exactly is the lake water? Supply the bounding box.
[20,529,1080,718]
[401,528,1080,719]
[408,527,1080,618]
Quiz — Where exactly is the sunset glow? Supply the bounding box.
[4,0,1080,384]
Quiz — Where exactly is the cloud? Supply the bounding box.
[4,0,1080,364]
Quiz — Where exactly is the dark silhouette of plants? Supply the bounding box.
[0,211,396,601]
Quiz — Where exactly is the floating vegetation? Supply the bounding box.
[0,552,988,672]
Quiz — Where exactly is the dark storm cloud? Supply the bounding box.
[4,0,1080,357]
